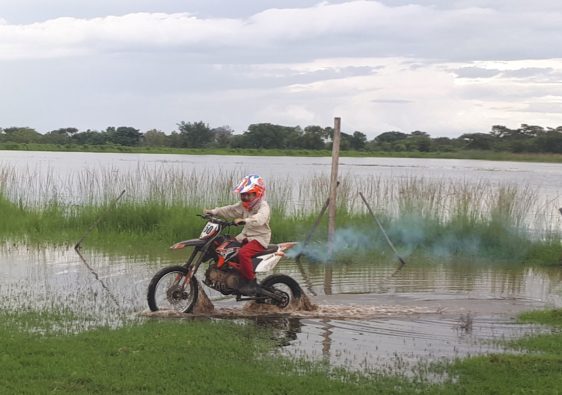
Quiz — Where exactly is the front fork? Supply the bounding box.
[180,244,210,286]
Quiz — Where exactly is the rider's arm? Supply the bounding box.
[209,203,244,219]
[243,202,270,226]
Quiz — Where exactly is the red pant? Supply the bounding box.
[237,239,265,280]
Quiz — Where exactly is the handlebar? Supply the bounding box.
[197,213,243,227]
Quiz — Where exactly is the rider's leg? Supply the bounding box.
[237,239,265,281]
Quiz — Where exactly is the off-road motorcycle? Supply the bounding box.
[147,214,302,313]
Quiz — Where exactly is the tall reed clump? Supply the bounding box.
[1,163,560,263]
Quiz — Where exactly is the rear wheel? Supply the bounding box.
[147,266,199,313]
[260,274,302,309]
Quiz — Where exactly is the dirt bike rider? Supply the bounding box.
[204,175,270,296]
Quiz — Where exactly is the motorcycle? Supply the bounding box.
[147,214,303,313]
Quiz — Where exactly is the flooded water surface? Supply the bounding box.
[1,243,560,373]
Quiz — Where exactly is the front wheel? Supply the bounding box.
[147,266,199,313]
[260,274,302,309]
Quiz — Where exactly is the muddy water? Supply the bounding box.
[1,244,560,373]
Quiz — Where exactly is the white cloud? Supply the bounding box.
[0,2,561,61]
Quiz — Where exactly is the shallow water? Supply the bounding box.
[1,243,560,373]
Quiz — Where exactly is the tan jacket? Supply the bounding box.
[209,200,271,247]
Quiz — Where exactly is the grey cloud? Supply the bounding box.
[520,102,562,114]
[459,83,562,101]
[453,67,501,78]
[452,66,562,82]
[501,68,556,79]
[371,99,413,103]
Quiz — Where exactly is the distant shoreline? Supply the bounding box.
[2,143,562,163]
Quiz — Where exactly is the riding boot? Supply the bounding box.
[239,278,259,296]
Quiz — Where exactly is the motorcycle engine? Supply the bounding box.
[204,265,241,295]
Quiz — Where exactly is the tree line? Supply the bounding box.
[1,122,561,153]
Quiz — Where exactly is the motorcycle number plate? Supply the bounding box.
[200,222,219,238]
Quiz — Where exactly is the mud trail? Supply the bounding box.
[143,288,441,319]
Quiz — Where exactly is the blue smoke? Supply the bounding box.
[287,227,379,263]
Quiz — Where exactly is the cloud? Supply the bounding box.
[453,67,502,79]
[371,99,413,104]
[1,1,562,137]
[0,1,561,61]
[519,101,562,114]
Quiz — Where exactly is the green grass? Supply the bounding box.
[0,313,419,394]
[519,309,562,327]
[434,309,562,394]
[2,143,562,162]
[1,309,562,394]
[1,166,560,264]
[0,192,560,265]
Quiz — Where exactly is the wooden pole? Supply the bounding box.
[327,117,341,254]
[325,117,341,295]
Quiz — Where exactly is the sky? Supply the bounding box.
[0,0,561,138]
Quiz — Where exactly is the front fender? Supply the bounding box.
[170,238,206,249]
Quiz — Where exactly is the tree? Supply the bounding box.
[431,137,460,152]
[42,127,79,144]
[350,131,367,150]
[300,125,327,150]
[410,130,430,138]
[107,126,142,146]
[535,128,562,153]
[177,121,214,148]
[490,125,517,139]
[143,129,168,147]
[375,131,408,143]
[459,133,496,150]
[407,131,431,152]
[71,129,108,145]
[1,127,42,143]
[520,124,545,138]
[211,125,234,148]
[238,123,302,149]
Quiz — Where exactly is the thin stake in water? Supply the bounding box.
[74,189,126,310]
[74,189,126,249]
[359,192,407,275]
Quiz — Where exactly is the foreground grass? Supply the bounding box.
[2,143,562,163]
[1,309,561,394]
[439,309,562,394]
[0,315,418,394]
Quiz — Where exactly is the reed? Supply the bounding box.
[0,164,560,263]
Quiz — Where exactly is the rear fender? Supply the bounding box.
[254,253,283,273]
[170,238,206,250]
